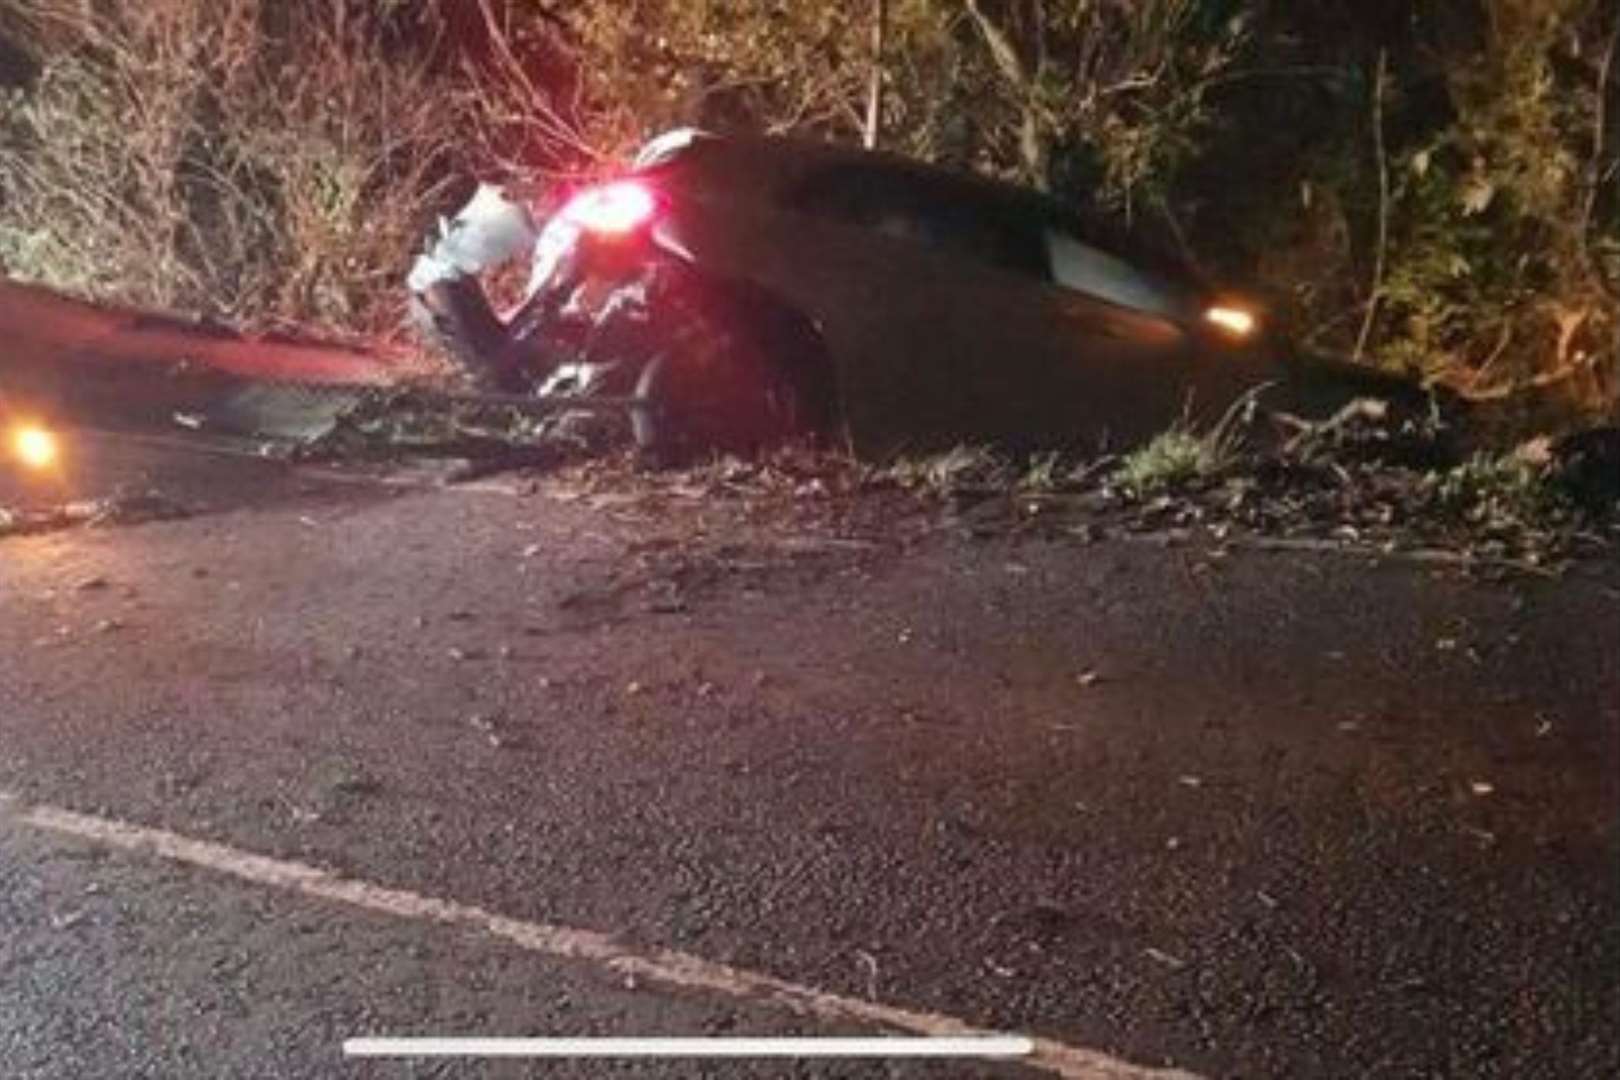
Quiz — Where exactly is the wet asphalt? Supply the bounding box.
[2,431,1617,1078]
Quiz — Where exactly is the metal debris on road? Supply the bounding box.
[1145,947,1188,969]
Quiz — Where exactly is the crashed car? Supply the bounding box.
[411,129,1428,458]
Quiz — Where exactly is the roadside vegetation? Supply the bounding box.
[1113,391,1261,493]
[2,0,1617,422]
[0,2,485,339]
[1114,429,1222,494]
[882,422,1611,569]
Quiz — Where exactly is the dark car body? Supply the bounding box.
[461,130,1428,457]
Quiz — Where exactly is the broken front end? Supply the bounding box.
[408,182,824,460]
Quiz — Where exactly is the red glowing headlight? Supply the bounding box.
[559,180,656,236]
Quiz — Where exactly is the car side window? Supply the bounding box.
[1045,227,1181,319]
[791,165,1046,280]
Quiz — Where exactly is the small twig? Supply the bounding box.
[1581,17,1620,302]
[471,0,602,165]
[1354,49,1390,364]
[1192,64,1345,95]
[863,0,887,150]
[1466,318,1516,394]
[1154,194,1202,274]
[854,949,880,1001]
[1462,362,1586,400]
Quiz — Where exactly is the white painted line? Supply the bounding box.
[11,797,1199,1080]
[345,1035,1033,1058]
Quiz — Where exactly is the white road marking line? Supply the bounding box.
[11,796,1199,1080]
[345,1036,1034,1058]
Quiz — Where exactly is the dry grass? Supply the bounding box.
[1112,388,1264,494]
[1113,427,1219,492]
[0,1,531,340]
[884,445,1015,494]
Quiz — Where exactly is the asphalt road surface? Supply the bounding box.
[2,431,1617,1078]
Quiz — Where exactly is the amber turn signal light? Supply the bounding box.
[1204,305,1258,339]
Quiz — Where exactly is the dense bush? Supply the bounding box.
[1,0,1615,420]
[0,0,491,336]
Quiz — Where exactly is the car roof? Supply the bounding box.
[633,129,1203,287]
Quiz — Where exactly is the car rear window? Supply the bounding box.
[631,128,713,170]
[789,164,1047,280]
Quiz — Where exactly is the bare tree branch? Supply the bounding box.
[964,0,1033,89]
[1581,15,1620,302]
[1354,49,1390,364]
[471,0,602,166]
[864,0,887,150]
[962,0,1047,185]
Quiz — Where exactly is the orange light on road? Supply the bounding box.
[1205,305,1258,339]
[11,424,59,470]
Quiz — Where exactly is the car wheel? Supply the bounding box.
[630,327,819,463]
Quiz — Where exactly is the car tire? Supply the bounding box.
[630,329,820,463]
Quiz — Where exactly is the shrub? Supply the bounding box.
[1430,450,1569,526]
[0,0,502,339]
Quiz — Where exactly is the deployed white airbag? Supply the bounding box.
[406,184,539,293]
